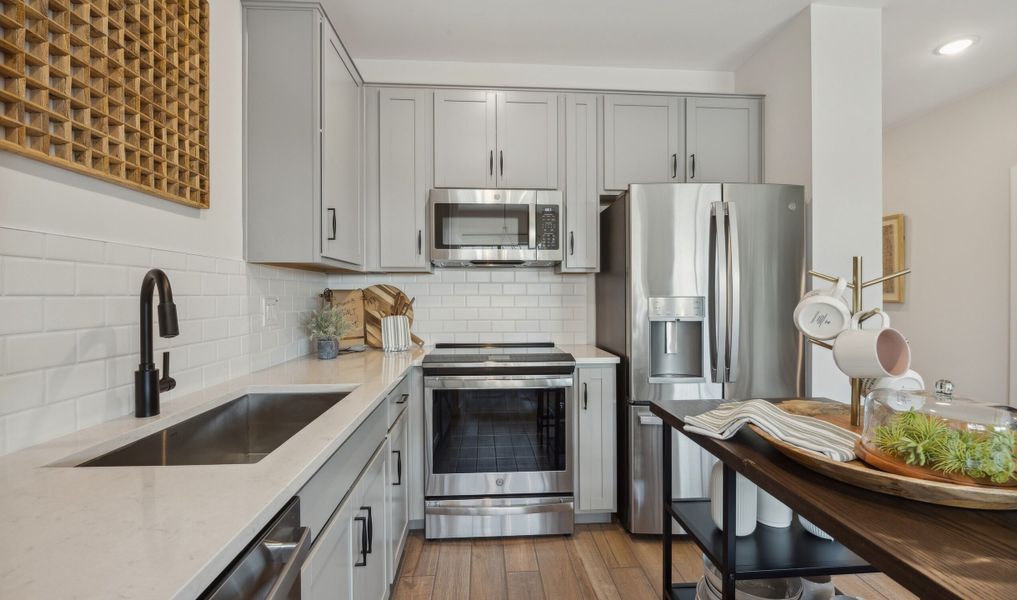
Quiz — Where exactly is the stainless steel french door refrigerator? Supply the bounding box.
[595,183,807,534]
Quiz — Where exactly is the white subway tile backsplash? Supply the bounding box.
[0,297,44,335]
[4,259,75,295]
[0,227,327,456]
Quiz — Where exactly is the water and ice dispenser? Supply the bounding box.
[648,296,705,383]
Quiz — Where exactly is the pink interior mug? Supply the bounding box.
[833,310,911,378]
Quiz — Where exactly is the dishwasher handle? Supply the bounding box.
[265,526,311,600]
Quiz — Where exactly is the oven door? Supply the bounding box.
[429,190,537,265]
[424,374,573,498]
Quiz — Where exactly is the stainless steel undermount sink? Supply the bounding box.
[77,391,349,467]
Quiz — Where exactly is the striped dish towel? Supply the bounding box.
[684,399,859,461]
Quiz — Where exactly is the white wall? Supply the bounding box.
[735,5,884,402]
[356,59,735,93]
[884,75,1017,403]
[0,0,245,260]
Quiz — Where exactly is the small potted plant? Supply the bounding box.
[304,305,350,360]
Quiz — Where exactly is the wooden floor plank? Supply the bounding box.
[409,533,441,577]
[627,535,685,596]
[470,539,507,600]
[566,527,622,600]
[597,523,640,568]
[398,532,424,577]
[671,539,705,583]
[433,540,472,600]
[608,566,658,600]
[561,532,603,600]
[393,575,435,600]
[833,574,891,600]
[533,537,584,600]
[503,537,539,572]
[858,573,919,600]
[506,571,546,600]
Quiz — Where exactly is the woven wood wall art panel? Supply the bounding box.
[0,0,210,208]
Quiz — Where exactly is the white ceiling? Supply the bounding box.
[320,0,1017,125]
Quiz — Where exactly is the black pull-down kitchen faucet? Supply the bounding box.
[135,268,179,417]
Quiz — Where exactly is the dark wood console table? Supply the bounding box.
[651,398,1017,600]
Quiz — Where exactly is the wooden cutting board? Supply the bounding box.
[362,284,424,348]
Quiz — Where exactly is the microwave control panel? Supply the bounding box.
[535,205,560,250]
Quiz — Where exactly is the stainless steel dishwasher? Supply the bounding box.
[202,498,311,600]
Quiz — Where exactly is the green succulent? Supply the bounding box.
[873,410,1016,484]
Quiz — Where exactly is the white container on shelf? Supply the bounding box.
[756,489,793,528]
[709,462,758,536]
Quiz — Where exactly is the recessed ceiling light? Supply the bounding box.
[934,37,978,56]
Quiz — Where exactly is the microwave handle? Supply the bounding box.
[528,202,537,249]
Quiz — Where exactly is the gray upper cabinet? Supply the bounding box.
[433,90,496,188]
[603,94,684,191]
[686,97,761,183]
[561,93,599,272]
[434,90,558,189]
[242,3,364,270]
[495,91,558,189]
[377,88,432,271]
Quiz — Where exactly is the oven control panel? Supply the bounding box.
[535,205,560,250]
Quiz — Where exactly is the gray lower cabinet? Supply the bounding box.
[387,408,409,584]
[242,3,363,270]
[561,93,599,272]
[434,89,558,189]
[686,97,761,183]
[603,94,685,191]
[377,88,432,271]
[301,440,388,600]
[575,365,617,513]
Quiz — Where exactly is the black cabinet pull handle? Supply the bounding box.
[499,150,504,176]
[569,231,575,256]
[396,393,408,404]
[489,150,493,176]
[354,516,368,566]
[690,153,696,179]
[360,506,373,553]
[671,154,678,179]
[327,208,336,240]
[583,382,588,410]
[393,450,402,486]
[417,230,422,255]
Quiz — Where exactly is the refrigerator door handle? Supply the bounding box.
[726,201,741,382]
[710,202,728,384]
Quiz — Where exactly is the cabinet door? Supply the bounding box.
[495,91,558,189]
[387,411,409,584]
[301,481,357,600]
[321,24,363,265]
[379,89,432,271]
[603,95,684,191]
[576,366,617,512]
[354,444,389,600]
[406,367,425,522]
[434,90,496,188]
[686,97,761,183]
[562,94,599,272]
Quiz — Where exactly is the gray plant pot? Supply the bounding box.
[317,338,339,360]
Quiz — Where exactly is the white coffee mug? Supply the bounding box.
[756,488,792,528]
[833,310,911,378]
[862,369,925,395]
[793,278,851,340]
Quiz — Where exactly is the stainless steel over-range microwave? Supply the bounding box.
[428,189,563,267]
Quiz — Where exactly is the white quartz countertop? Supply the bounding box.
[0,348,425,600]
[0,343,616,599]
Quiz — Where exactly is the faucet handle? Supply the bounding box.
[160,352,177,392]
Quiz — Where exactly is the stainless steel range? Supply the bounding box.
[422,343,575,539]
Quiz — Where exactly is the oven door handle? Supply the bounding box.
[425,500,573,516]
[424,376,573,390]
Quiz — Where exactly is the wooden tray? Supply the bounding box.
[746,400,1017,510]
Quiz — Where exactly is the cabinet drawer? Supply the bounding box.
[299,402,387,540]
[386,375,411,429]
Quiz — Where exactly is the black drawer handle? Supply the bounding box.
[361,505,373,553]
[395,393,408,404]
[392,450,402,486]
[583,382,588,410]
[354,515,368,566]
